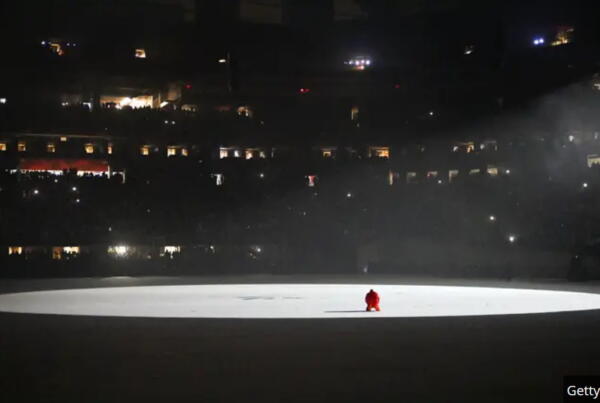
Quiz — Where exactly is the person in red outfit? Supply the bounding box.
[365,289,380,312]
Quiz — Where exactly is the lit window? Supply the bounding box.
[0,98,6,104]
[63,246,80,254]
[0,143,6,151]
[449,170,459,182]
[47,143,56,153]
[84,144,94,154]
[464,45,475,55]
[351,106,359,121]
[322,150,333,158]
[107,144,113,155]
[52,247,62,260]
[487,166,499,176]
[167,147,177,157]
[108,245,130,257]
[370,147,390,158]
[140,146,150,156]
[135,48,147,58]
[181,104,198,112]
[213,173,224,186]
[50,42,64,56]
[466,142,475,153]
[163,246,181,254]
[406,172,417,184]
[469,168,481,175]
[307,175,317,187]
[219,148,229,159]
[427,171,438,179]
[17,141,26,152]
[233,150,241,158]
[259,151,267,159]
[245,150,254,159]
[481,140,498,151]
[60,136,67,142]
[181,148,188,157]
[237,106,253,118]
[587,154,600,168]
[8,246,23,255]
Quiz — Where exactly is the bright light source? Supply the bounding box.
[135,48,147,59]
[75,198,80,203]
[72,187,77,191]
[508,235,516,243]
[255,247,262,253]
[533,37,545,46]
[505,169,511,175]
[0,98,6,104]
[113,246,128,256]
[299,88,311,94]
[489,215,496,222]
[33,189,39,195]
[346,192,353,198]
[259,172,265,178]
[41,41,46,45]
[429,111,434,116]
[583,182,589,188]
[437,179,443,184]
[164,246,181,254]
[218,58,227,64]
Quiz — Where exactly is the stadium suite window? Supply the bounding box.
[0,143,6,151]
[8,246,22,255]
[47,143,56,153]
[17,142,26,152]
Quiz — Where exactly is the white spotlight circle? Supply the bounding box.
[2,284,600,319]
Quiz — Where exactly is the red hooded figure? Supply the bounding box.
[365,289,380,312]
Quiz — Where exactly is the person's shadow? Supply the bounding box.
[324,310,368,313]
